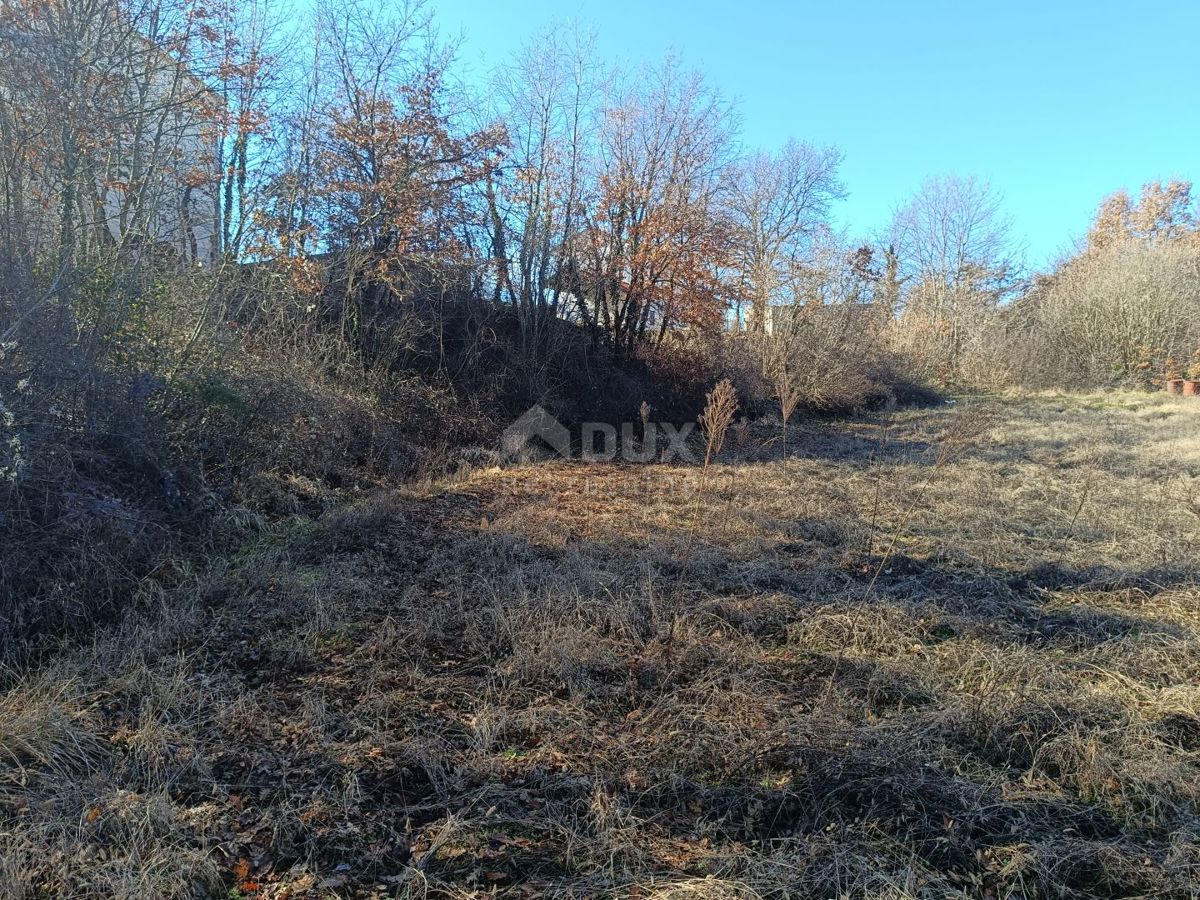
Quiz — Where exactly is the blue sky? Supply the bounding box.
[441,0,1199,270]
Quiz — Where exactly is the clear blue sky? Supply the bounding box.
[441,0,1199,270]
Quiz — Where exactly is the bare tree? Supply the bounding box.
[727,141,844,332]
[891,174,1019,295]
[569,57,735,355]
[202,0,285,260]
[287,0,502,363]
[0,0,227,363]
[1,0,216,266]
[484,24,598,371]
[889,174,1022,376]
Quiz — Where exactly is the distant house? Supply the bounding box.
[0,22,221,266]
[762,301,883,335]
[98,50,223,266]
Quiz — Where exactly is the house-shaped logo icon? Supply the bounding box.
[500,405,572,461]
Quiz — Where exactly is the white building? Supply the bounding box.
[0,18,221,266]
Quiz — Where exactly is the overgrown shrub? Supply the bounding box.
[0,265,502,659]
[757,303,900,416]
[1009,240,1200,388]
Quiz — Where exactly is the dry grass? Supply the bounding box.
[3,391,1200,898]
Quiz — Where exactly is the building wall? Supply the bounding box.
[0,23,221,267]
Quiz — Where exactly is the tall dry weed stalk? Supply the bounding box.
[698,379,738,467]
[774,363,802,451]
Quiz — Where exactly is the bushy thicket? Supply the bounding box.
[1007,239,1200,388]
[889,180,1200,391]
[2,237,936,657]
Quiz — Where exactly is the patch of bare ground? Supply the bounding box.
[4,391,1200,898]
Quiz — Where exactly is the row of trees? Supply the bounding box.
[4,0,1197,397]
[281,5,863,360]
[1,0,870,363]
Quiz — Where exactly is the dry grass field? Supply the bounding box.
[4,391,1200,899]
